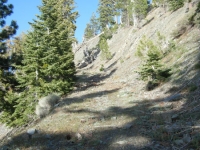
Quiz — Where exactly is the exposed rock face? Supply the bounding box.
[74,34,100,67]
[77,47,100,69]
[35,94,60,118]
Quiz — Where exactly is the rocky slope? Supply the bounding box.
[1,2,200,150]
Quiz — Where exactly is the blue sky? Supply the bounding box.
[6,0,98,43]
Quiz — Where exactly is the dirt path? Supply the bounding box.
[0,123,12,140]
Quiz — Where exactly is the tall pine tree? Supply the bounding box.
[0,0,78,127]
[0,0,18,111]
[133,0,148,21]
[84,13,99,40]
[98,0,115,29]
[39,0,77,94]
[84,23,94,40]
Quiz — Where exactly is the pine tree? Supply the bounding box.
[0,0,78,126]
[90,13,99,36]
[84,23,94,40]
[98,31,112,60]
[10,34,26,67]
[114,0,124,24]
[0,30,43,126]
[137,38,171,90]
[39,0,77,94]
[168,0,185,11]
[84,13,99,40]
[133,0,148,20]
[188,1,200,27]
[84,13,100,40]
[98,0,115,29]
[0,0,18,111]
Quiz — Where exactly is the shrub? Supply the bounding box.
[0,91,36,127]
[171,17,190,39]
[100,64,104,71]
[188,1,200,28]
[146,80,159,91]
[135,36,159,58]
[188,84,198,92]
[171,26,187,39]
[168,0,185,11]
[194,63,200,69]
[137,37,171,90]
[98,29,112,60]
[110,24,119,34]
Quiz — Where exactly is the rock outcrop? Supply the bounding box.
[77,47,100,69]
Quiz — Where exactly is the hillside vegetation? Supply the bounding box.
[1,1,200,150]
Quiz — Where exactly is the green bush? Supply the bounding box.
[168,0,185,11]
[188,1,200,27]
[137,37,171,90]
[100,64,104,71]
[146,80,159,91]
[135,36,160,58]
[110,24,119,34]
[189,84,198,92]
[98,28,112,60]
[0,91,36,127]
[194,63,200,69]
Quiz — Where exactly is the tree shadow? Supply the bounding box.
[62,88,120,106]
[105,57,120,71]
[0,94,189,150]
[2,56,200,149]
[1,70,200,150]
[142,17,155,27]
[74,68,117,93]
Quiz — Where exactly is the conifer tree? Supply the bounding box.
[98,0,115,29]
[113,0,124,24]
[10,34,25,67]
[168,0,185,11]
[90,13,99,35]
[137,38,171,90]
[84,23,94,40]
[39,0,77,94]
[98,31,112,60]
[84,13,99,40]
[0,0,78,126]
[0,0,18,111]
[133,0,148,20]
[0,30,43,126]
[189,1,200,27]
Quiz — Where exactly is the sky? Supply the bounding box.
[6,0,99,43]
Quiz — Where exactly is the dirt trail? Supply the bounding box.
[0,124,12,140]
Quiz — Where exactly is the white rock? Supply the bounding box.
[27,128,37,135]
[75,133,82,141]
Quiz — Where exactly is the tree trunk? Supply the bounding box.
[127,13,130,26]
[119,15,122,24]
[133,14,138,27]
[115,15,118,24]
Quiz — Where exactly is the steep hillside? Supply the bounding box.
[1,2,200,150]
